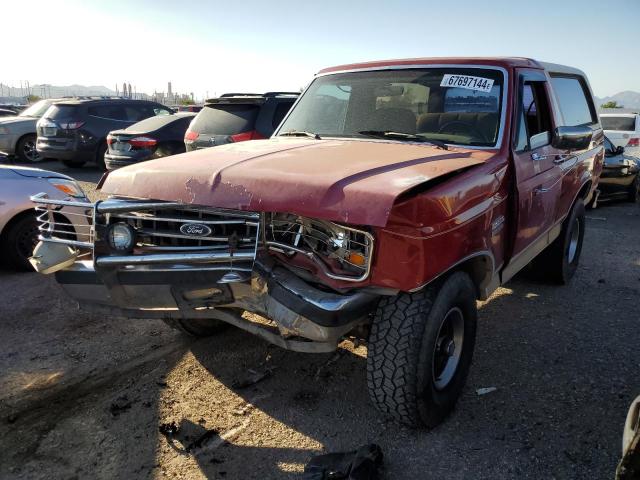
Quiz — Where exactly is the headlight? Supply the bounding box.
[48,178,86,198]
[0,126,9,135]
[265,213,373,281]
[107,223,135,252]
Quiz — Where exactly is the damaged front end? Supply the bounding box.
[30,193,379,352]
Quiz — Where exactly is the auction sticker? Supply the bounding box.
[440,74,494,93]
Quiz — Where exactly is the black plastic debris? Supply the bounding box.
[109,395,132,417]
[232,368,272,389]
[158,421,179,437]
[303,444,383,480]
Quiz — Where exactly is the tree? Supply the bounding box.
[179,97,195,106]
[601,101,623,109]
[27,94,41,103]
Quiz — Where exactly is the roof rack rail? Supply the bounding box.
[219,93,262,97]
[263,91,300,97]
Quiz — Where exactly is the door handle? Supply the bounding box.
[534,187,551,195]
[531,152,543,161]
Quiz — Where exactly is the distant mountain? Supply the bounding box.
[595,91,640,110]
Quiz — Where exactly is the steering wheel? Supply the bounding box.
[437,121,488,143]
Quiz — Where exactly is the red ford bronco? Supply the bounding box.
[31,58,603,428]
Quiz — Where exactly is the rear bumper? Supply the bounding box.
[36,137,96,162]
[104,153,150,171]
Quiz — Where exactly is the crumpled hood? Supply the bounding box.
[102,138,493,227]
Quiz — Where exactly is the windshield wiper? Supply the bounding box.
[358,130,447,150]
[279,130,321,140]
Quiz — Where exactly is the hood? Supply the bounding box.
[102,138,493,227]
[0,115,36,127]
[6,165,72,180]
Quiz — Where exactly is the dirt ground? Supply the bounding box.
[1,161,639,479]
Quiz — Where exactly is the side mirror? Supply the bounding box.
[551,126,593,151]
[616,145,625,155]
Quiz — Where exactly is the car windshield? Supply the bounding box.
[277,67,504,147]
[19,100,52,118]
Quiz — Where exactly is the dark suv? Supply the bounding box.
[36,98,173,169]
[184,92,298,151]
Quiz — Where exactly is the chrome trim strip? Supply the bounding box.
[95,250,256,267]
[30,192,93,208]
[274,63,509,151]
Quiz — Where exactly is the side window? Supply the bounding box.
[550,75,596,126]
[124,106,146,122]
[515,81,552,151]
[154,106,172,116]
[88,105,127,121]
[272,101,294,128]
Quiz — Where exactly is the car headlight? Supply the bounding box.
[107,222,135,252]
[265,213,373,281]
[0,126,9,135]
[47,178,86,198]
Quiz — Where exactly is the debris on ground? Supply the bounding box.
[231,368,273,389]
[314,351,345,380]
[303,444,383,480]
[187,427,220,452]
[158,421,179,437]
[476,387,498,396]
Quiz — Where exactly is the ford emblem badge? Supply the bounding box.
[179,223,212,237]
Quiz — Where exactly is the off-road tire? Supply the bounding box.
[366,271,478,428]
[16,134,41,163]
[162,317,228,337]
[1,213,38,271]
[61,159,86,168]
[531,198,585,284]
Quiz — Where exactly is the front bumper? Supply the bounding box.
[32,194,378,352]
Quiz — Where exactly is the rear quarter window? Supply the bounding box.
[600,116,637,131]
[46,105,81,119]
[550,75,596,126]
[88,105,128,121]
[190,104,259,135]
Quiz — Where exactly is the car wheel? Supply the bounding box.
[95,143,107,171]
[162,317,228,337]
[367,271,477,428]
[627,175,640,203]
[1,213,39,270]
[531,198,585,284]
[61,160,87,168]
[16,134,41,163]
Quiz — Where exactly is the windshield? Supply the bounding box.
[600,115,636,131]
[19,100,52,118]
[277,67,504,147]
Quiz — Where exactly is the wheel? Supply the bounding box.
[531,198,585,284]
[1,213,39,270]
[61,159,87,168]
[367,271,478,428]
[627,175,640,203]
[16,134,41,163]
[162,317,228,337]
[95,142,107,171]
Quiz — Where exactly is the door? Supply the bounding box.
[511,70,563,257]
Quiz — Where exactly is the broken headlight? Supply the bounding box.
[264,213,374,282]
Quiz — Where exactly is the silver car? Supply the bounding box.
[0,100,57,163]
[0,165,90,270]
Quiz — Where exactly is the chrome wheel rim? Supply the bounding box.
[567,218,580,264]
[432,307,465,390]
[23,138,40,162]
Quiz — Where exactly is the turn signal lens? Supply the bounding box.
[47,179,86,198]
[184,130,199,141]
[347,252,366,266]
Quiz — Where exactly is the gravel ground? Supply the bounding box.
[1,160,638,479]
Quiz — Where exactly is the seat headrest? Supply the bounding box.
[365,108,417,134]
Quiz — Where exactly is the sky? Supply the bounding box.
[3,0,639,99]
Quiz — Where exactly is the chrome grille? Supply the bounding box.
[32,193,93,249]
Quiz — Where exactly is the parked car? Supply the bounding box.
[0,99,58,163]
[177,105,202,113]
[36,99,174,170]
[184,92,298,151]
[600,113,640,156]
[31,57,603,428]
[0,165,89,270]
[597,136,640,203]
[105,113,196,170]
[0,108,18,118]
